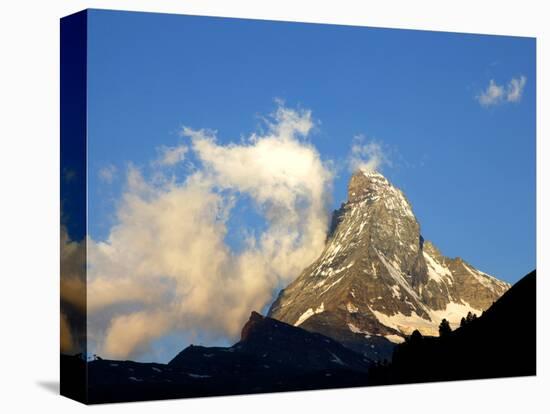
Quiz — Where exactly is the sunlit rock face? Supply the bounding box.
[268,170,509,360]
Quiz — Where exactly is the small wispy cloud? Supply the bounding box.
[98,164,117,184]
[477,75,527,107]
[348,135,391,173]
[506,76,527,102]
[155,145,188,167]
[477,80,505,106]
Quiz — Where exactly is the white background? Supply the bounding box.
[0,0,547,412]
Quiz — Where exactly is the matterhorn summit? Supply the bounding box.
[268,169,509,360]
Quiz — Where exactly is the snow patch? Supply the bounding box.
[188,373,211,379]
[371,307,438,336]
[347,322,373,338]
[424,251,453,284]
[429,300,483,329]
[346,302,359,313]
[319,276,345,295]
[372,299,484,336]
[384,334,405,344]
[347,322,362,333]
[294,302,325,326]
[390,285,400,298]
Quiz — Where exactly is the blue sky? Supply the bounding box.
[83,10,535,361]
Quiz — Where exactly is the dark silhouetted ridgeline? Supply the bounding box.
[67,312,371,404]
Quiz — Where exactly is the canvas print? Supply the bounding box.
[60,9,536,404]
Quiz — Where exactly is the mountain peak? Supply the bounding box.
[269,173,510,360]
[358,168,385,178]
[240,311,265,341]
[347,169,392,203]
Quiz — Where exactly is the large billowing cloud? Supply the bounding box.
[87,105,334,359]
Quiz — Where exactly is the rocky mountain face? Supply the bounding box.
[268,170,510,360]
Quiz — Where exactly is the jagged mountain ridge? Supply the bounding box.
[82,312,371,403]
[268,170,510,357]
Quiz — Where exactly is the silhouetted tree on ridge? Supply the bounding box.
[439,319,452,337]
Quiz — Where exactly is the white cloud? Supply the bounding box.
[155,144,188,167]
[477,79,505,106]
[477,75,527,106]
[348,135,391,174]
[98,164,117,183]
[506,75,527,102]
[87,105,334,359]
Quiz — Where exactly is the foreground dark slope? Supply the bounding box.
[369,270,536,385]
[80,312,371,404]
